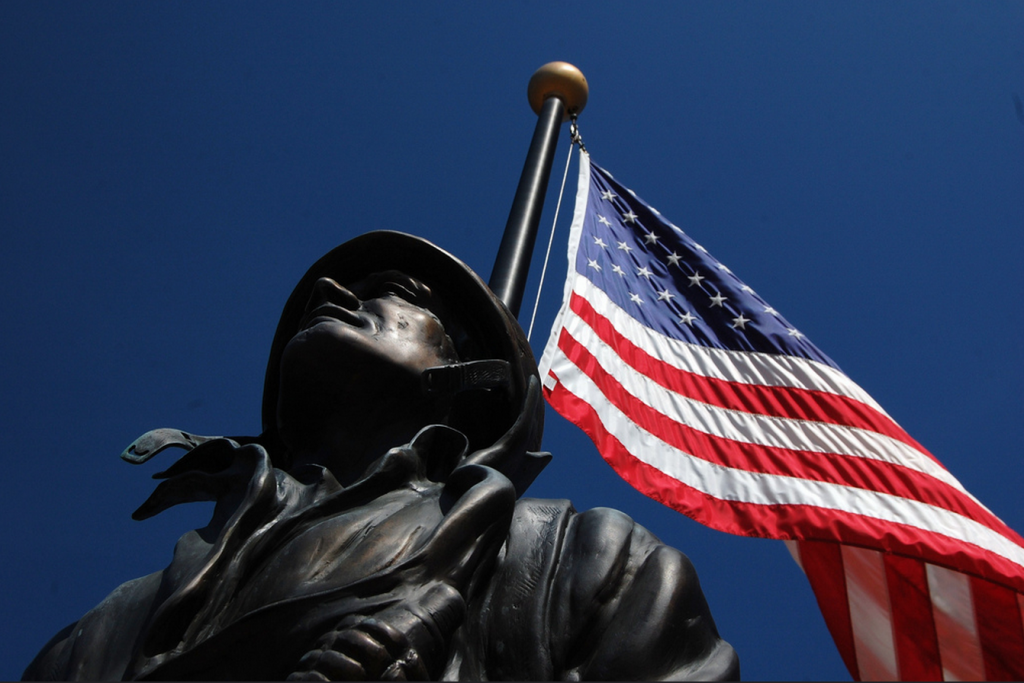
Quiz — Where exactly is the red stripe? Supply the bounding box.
[557,330,1022,545]
[570,292,931,455]
[884,555,943,680]
[545,377,1024,594]
[798,541,860,680]
[971,575,1024,680]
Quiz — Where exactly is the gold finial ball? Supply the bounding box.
[527,61,588,120]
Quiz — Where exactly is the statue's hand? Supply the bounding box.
[286,615,426,681]
[287,582,465,681]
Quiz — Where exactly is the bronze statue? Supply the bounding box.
[23,231,739,681]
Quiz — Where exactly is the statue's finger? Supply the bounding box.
[308,649,367,681]
[285,669,330,682]
[357,617,409,658]
[331,628,390,678]
[293,649,325,672]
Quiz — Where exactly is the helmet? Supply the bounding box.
[261,231,545,486]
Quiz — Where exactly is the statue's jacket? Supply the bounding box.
[24,427,739,681]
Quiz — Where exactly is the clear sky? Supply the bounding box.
[2,2,1022,680]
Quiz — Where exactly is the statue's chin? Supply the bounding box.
[275,377,444,472]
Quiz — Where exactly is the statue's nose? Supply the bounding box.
[308,277,360,311]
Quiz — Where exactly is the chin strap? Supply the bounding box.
[458,374,551,497]
[121,428,218,464]
[121,428,258,465]
[421,360,511,396]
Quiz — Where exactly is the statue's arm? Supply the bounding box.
[552,508,740,681]
[22,571,164,681]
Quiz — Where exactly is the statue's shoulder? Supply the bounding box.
[453,497,739,681]
[22,571,164,681]
[508,498,687,623]
[506,498,662,594]
[509,497,680,578]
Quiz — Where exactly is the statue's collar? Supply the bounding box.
[288,423,469,492]
[121,423,470,521]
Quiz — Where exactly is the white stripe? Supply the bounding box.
[784,540,804,572]
[547,349,1024,573]
[927,563,985,681]
[573,276,891,416]
[539,151,591,382]
[562,309,968,494]
[542,370,557,391]
[844,546,899,681]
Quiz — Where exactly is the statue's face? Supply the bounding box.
[284,270,456,385]
[276,270,457,460]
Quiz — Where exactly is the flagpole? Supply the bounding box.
[489,62,588,317]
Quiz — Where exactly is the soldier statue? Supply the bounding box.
[24,231,739,681]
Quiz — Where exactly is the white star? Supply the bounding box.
[763,305,778,316]
[637,266,653,278]
[629,292,643,306]
[597,215,612,227]
[740,285,756,294]
[731,314,750,329]
[687,271,705,287]
[587,258,602,272]
[593,236,608,249]
[657,289,675,301]
[787,328,805,339]
[644,232,661,245]
[622,211,639,224]
[601,190,617,201]
[709,292,727,307]
[666,252,682,267]
[717,263,732,274]
[617,241,633,253]
[693,242,708,253]
[611,264,626,277]
[678,311,696,326]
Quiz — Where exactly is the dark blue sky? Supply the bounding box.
[2,3,1022,680]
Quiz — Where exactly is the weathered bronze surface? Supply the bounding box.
[23,232,739,681]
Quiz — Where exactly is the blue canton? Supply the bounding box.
[577,162,839,369]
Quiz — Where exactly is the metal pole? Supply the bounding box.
[489,96,565,317]
[489,62,588,317]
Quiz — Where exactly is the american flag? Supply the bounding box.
[538,153,1024,681]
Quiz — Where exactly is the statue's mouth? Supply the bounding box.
[298,303,365,330]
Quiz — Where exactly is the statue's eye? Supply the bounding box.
[380,281,421,304]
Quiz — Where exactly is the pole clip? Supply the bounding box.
[570,114,587,154]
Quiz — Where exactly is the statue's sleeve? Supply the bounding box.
[22,571,164,681]
[548,507,740,681]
